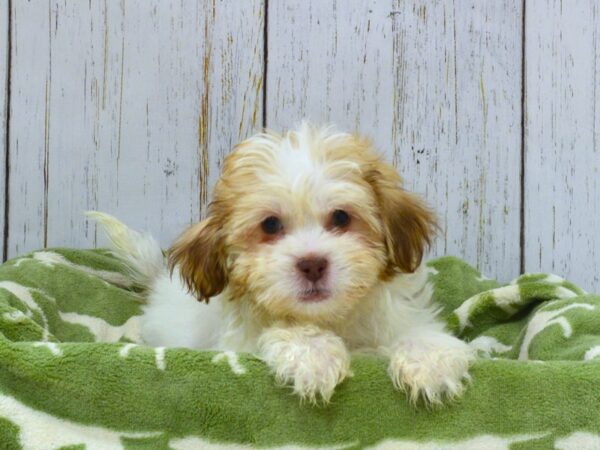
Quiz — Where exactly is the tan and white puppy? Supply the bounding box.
[90,123,474,405]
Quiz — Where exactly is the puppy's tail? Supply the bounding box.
[86,211,165,287]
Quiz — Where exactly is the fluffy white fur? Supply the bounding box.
[89,124,474,405]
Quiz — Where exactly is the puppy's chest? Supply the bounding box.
[334,286,431,351]
[331,303,394,351]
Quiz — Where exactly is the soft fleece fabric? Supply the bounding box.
[1,248,600,449]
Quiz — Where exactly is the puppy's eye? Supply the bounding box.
[332,209,351,228]
[261,216,283,235]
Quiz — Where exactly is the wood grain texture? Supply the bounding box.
[0,1,7,261]
[267,0,395,152]
[7,0,263,257]
[7,1,600,288]
[6,2,49,258]
[267,0,523,282]
[393,1,523,283]
[524,0,600,291]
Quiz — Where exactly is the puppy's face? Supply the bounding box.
[170,125,436,325]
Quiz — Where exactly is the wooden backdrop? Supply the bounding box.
[1,1,600,291]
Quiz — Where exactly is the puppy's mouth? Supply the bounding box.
[298,287,331,302]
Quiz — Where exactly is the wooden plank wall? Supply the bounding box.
[267,0,522,283]
[2,1,600,291]
[6,0,263,256]
[0,1,7,262]
[524,0,600,289]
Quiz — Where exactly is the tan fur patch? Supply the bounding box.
[168,215,228,302]
[169,124,436,323]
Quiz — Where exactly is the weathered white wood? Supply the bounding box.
[7,3,49,257]
[524,0,600,291]
[267,0,395,152]
[268,0,523,282]
[7,0,263,257]
[8,0,600,289]
[397,1,523,283]
[0,1,7,261]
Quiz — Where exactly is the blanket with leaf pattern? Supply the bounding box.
[1,248,600,449]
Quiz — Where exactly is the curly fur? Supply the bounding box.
[91,123,474,405]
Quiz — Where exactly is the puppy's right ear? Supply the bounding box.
[168,217,227,302]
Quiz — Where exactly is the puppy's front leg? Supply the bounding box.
[388,324,475,406]
[258,325,350,404]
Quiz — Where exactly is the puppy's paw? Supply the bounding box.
[388,332,475,406]
[259,325,351,404]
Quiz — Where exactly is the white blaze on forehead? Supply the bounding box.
[273,140,329,199]
[272,143,367,210]
[277,138,318,178]
[237,126,378,232]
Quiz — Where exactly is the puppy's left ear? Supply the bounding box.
[366,163,438,273]
[168,216,228,302]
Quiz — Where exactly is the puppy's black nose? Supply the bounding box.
[296,257,329,282]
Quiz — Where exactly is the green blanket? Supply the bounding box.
[1,249,600,449]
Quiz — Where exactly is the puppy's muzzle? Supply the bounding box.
[296,256,328,282]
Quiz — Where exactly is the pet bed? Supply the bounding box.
[0,248,599,449]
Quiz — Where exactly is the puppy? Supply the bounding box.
[90,123,474,405]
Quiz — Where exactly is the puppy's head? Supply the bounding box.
[169,124,437,324]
